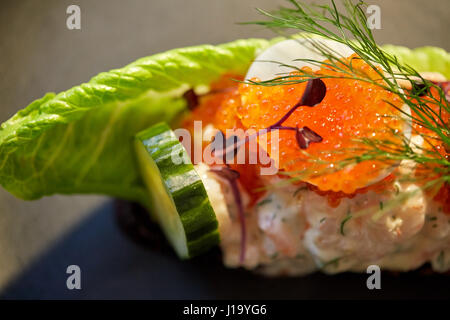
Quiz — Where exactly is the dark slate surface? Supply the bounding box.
[2,201,450,300]
[0,0,449,299]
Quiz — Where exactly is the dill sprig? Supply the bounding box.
[245,0,449,189]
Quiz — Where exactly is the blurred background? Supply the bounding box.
[0,0,449,299]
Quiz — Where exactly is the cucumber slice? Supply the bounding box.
[134,122,220,258]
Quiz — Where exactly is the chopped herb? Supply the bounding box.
[321,257,341,269]
[437,251,445,268]
[379,201,384,210]
[320,217,327,223]
[293,186,307,196]
[281,217,287,223]
[391,215,397,220]
[427,216,438,221]
[340,215,352,236]
[394,184,400,195]
[257,198,272,207]
[340,207,352,236]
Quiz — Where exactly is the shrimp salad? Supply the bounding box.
[182,41,450,276]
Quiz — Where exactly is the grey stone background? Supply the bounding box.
[0,0,449,294]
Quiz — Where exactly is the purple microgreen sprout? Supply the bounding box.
[211,131,242,162]
[182,87,238,111]
[182,89,199,110]
[207,79,327,264]
[213,78,326,159]
[209,165,246,263]
[295,126,324,149]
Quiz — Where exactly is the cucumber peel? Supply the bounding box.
[134,122,220,258]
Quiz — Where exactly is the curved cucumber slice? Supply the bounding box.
[134,122,220,258]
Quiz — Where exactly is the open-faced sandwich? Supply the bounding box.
[1,1,449,276]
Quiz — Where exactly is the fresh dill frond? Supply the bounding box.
[245,0,449,193]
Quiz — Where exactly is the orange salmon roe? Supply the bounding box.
[407,86,449,200]
[308,174,396,208]
[182,62,445,199]
[182,75,268,205]
[182,74,243,133]
[236,56,404,193]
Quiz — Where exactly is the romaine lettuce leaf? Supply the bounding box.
[0,37,448,205]
[0,39,271,204]
[382,45,450,79]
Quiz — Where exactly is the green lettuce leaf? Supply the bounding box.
[0,38,271,204]
[382,45,450,79]
[0,37,448,205]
